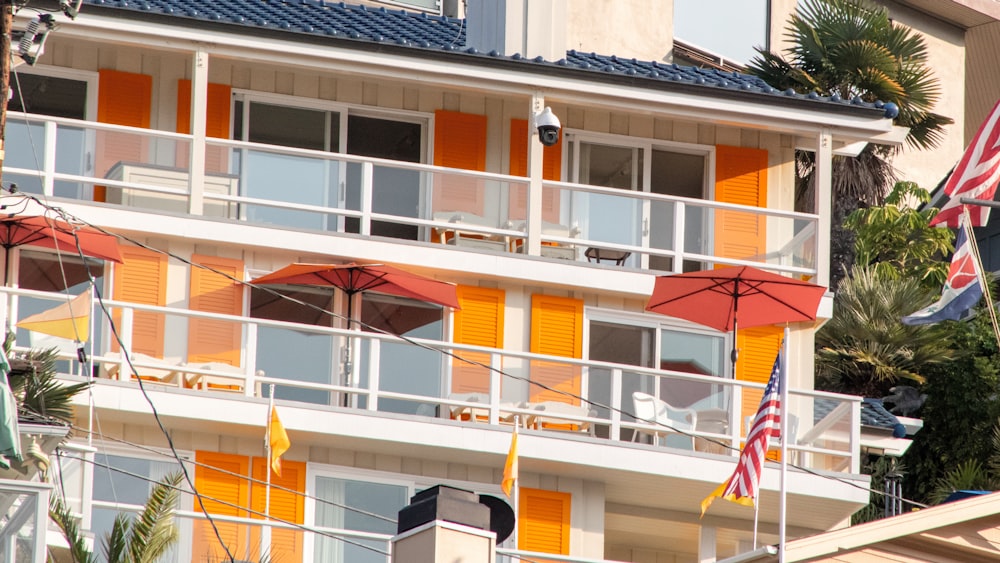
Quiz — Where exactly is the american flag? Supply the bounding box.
[701,350,782,516]
[931,98,1000,228]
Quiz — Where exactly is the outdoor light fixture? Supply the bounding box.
[13,13,56,67]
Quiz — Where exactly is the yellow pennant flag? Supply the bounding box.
[501,424,518,498]
[17,291,91,342]
[268,406,290,477]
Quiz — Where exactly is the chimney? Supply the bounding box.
[392,485,510,563]
[466,0,567,61]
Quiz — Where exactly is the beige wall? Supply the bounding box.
[565,0,673,63]
[964,21,1000,143]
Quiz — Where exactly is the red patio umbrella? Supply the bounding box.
[0,215,123,283]
[252,262,460,323]
[645,266,826,371]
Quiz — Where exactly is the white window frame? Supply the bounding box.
[10,64,98,120]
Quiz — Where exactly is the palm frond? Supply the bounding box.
[129,472,183,563]
[102,513,131,563]
[49,495,97,563]
[928,459,999,504]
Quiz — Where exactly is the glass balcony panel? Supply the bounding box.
[796,396,854,471]
[658,376,730,454]
[55,124,88,175]
[647,198,675,272]
[256,326,335,406]
[574,189,642,249]
[3,173,43,195]
[5,120,44,171]
[344,161,427,241]
[238,149,340,230]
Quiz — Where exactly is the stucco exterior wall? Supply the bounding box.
[565,0,673,64]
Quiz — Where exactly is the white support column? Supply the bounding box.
[187,49,209,216]
[699,524,717,563]
[526,94,545,256]
[815,128,833,288]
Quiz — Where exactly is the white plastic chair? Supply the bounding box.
[632,392,697,448]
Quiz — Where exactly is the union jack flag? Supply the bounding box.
[700,350,782,516]
[931,98,1000,228]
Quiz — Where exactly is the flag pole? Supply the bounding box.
[513,416,520,519]
[752,501,759,549]
[778,327,789,563]
[961,208,1000,350]
[263,383,275,555]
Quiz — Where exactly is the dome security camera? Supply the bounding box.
[534,107,561,147]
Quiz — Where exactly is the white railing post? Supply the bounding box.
[729,384,742,454]
[672,201,685,273]
[42,120,56,196]
[526,94,545,256]
[610,367,622,441]
[366,338,380,411]
[488,353,502,426]
[119,307,134,376]
[187,49,209,216]
[850,399,861,474]
[360,161,374,236]
[245,323,259,397]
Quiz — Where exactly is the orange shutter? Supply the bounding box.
[508,119,562,223]
[112,246,167,358]
[529,295,583,405]
[176,80,232,172]
[451,286,505,394]
[96,69,153,202]
[518,488,570,557]
[714,145,768,262]
[432,110,488,218]
[187,255,244,367]
[250,458,306,563]
[737,325,783,435]
[193,452,250,562]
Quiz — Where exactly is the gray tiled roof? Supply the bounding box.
[814,397,907,438]
[80,0,892,115]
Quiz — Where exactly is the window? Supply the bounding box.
[232,95,427,238]
[359,293,444,414]
[567,134,709,271]
[250,284,337,406]
[586,311,727,440]
[312,475,408,563]
[6,68,95,197]
[91,452,193,563]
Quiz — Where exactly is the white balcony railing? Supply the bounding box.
[3,112,819,277]
[5,287,859,474]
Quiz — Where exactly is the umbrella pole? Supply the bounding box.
[730,289,740,377]
[342,293,354,407]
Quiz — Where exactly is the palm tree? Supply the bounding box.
[7,346,90,424]
[50,472,184,563]
[747,0,952,288]
[815,265,955,397]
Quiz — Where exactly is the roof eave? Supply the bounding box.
[61,7,894,143]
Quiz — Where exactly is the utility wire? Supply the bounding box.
[4,191,928,512]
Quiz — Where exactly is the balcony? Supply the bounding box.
[3,112,819,278]
[5,286,859,476]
